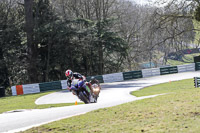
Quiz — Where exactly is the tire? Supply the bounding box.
[79,91,90,104]
[94,97,97,103]
[94,95,98,103]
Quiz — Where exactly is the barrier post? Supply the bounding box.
[195,77,197,88]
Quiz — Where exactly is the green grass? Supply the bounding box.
[22,79,200,133]
[0,90,82,114]
[167,53,200,66]
[166,59,186,66]
[183,53,200,62]
[131,79,193,97]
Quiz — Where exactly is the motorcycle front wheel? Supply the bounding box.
[79,91,90,104]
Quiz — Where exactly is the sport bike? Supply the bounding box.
[69,79,101,104]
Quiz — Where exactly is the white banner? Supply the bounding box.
[61,80,68,89]
[142,68,160,78]
[22,84,40,94]
[177,63,195,73]
[103,72,124,83]
[11,86,17,96]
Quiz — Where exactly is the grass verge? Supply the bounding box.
[22,79,200,133]
[0,90,82,114]
[166,53,199,66]
[131,79,193,97]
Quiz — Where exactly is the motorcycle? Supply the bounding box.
[91,82,101,101]
[69,78,101,104]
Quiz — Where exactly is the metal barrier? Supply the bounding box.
[103,72,123,83]
[194,77,200,88]
[160,66,178,75]
[142,68,160,78]
[123,70,143,80]
[195,62,200,71]
[11,63,200,95]
[86,75,104,83]
[177,63,195,73]
[39,81,62,92]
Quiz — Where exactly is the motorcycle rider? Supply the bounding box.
[65,69,93,95]
[86,76,100,90]
[88,76,101,96]
[65,70,83,87]
[90,76,100,85]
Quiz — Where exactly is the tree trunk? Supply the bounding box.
[24,0,38,83]
[45,42,51,82]
[127,55,132,71]
[98,42,103,75]
[96,20,104,75]
[0,48,9,97]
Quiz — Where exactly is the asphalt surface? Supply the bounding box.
[0,71,200,133]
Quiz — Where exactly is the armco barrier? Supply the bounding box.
[194,77,200,88]
[123,70,143,80]
[11,63,200,96]
[61,80,68,89]
[16,85,23,95]
[39,81,62,92]
[22,84,40,94]
[195,62,200,71]
[103,72,124,83]
[11,86,17,95]
[86,75,104,83]
[142,68,160,78]
[11,83,40,96]
[177,63,195,73]
[160,66,178,75]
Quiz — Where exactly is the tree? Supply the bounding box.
[0,0,24,96]
[24,0,38,83]
[33,0,58,82]
[152,0,196,64]
[92,19,127,74]
[54,0,128,75]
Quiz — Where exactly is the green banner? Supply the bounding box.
[123,70,143,80]
[160,66,178,75]
[86,75,104,83]
[195,62,200,71]
[39,81,62,92]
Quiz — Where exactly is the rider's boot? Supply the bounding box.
[72,90,77,96]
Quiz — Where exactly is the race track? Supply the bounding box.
[0,72,199,133]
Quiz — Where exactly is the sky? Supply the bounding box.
[133,0,153,5]
[132,0,171,7]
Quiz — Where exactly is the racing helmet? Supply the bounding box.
[65,69,73,79]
